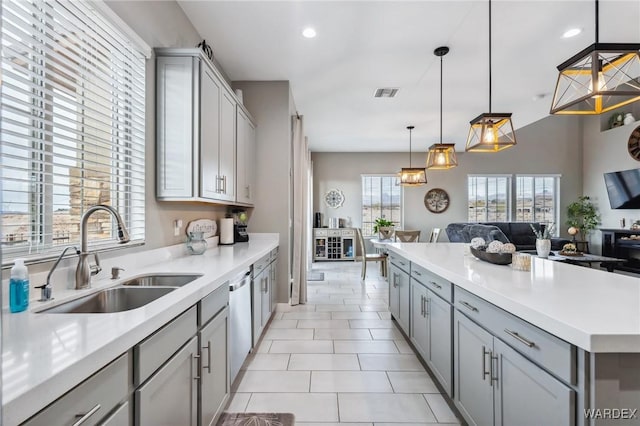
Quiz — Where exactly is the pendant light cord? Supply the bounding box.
[488,0,492,113]
[409,127,412,167]
[595,0,599,43]
[439,53,443,145]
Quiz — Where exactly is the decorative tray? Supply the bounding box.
[558,251,583,256]
[470,246,512,265]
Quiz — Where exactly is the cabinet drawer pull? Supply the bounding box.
[413,270,422,276]
[460,301,479,312]
[429,281,442,289]
[482,346,491,381]
[202,341,212,374]
[504,329,535,348]
[72,404,101,426]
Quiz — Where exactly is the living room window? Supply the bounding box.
[1,0,148,263]
[468,175,511,222]
[515,175,560,226]
[361,175,402,237]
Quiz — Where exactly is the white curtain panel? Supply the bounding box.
[291,116,310,305]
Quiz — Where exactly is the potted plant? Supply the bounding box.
[530,223,555,258]
[566,196,600,243]
[373,218,395,240]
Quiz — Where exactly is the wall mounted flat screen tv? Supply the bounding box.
[604,168,640,209]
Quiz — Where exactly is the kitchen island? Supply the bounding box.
[2,234,279,425]
[386,242,640,426]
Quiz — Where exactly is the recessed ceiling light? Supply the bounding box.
[302,28,316,38]
[562,28,582,38]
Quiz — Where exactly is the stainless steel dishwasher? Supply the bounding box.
[229,269,252,384]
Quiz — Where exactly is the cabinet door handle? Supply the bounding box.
[504,329,535,348]
[482,346,491,382]
[202,341,212,374]
[429,280,442,289]
[215,175,222,193]
[460,301,479,312]
[246,185,250,198]
[72,404,101,426]
[420,295,425,316]
[392,273,399,288]
[262,277,268,293]
[490,352,499,385]
[223,175,227,193]
[192,353,201,380]
[425,297,430,317]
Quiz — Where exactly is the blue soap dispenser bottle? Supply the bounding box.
[9,258,29,313]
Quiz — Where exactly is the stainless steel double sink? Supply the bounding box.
[40,273,202,314]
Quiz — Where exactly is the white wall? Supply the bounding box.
[233,81,293,303]
[312,115,583,242]
[582,114,640,254]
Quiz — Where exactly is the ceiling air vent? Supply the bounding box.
[374,88,399,98]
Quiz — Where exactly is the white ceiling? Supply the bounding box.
[178,0,640,153]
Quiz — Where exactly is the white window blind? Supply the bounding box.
[1,0,146,262]
[361,175,402,237]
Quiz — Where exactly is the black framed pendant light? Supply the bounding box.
[399,126,427,186]
[550,0,640,115]
[427,46,458,169]
[465,0,516,153]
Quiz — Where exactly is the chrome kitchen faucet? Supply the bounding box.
[76,205,130,289]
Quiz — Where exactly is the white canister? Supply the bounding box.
[624,113,636,125]
[220,218,235,245]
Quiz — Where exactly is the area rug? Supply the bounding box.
[307,272,325,281]
[217,413,295,426]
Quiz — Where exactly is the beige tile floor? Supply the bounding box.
[227,261,461,425]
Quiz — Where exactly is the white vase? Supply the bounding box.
[624,113,636,125]
[536,239,551,258]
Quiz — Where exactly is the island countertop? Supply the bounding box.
[2,234,279,426]
[386,243,640,353]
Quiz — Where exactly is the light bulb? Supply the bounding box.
[483,123,497,144]
[588,71,607,95]
[436,152,446,165]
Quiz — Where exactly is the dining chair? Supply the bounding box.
[429,228,441,243]
[355,228,388,280]
[395,230,421,242]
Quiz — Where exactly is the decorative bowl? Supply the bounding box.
[470,246,513,265]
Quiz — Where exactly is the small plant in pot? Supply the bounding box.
[373,218,395,240]
[530,223,555,259]
[566,196,600,242]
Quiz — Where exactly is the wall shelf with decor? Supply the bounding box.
[600,103,640,132]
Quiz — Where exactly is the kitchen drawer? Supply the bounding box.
[410,264,452,303]
[270,247,279,261]
[388,252,409,272]
[253,254,270,277]
[24,353,129,426]
[135,306,197,385]
[454,286,576,385]
[200,284,229,327]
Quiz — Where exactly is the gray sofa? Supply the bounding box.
[445,222,571,251]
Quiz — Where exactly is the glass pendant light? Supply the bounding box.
[550,0,640,115]
[427,46,458,169]
[465,0,516,153]
[400,126,427,186]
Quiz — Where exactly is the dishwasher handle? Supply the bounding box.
[229,271,251,291]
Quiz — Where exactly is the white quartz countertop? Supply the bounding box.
[387,243,640,354]
[2,234,279,425]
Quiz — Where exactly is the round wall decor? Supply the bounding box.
[324,188,345,208]
[424,188,450,213]
[628,125,640,161]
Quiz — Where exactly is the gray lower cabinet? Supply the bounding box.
[388,262,410,334]
[454,311,495,426]
[252,254,273,345]
[454,311,575,426]
[410,280,429,358]
[200,308,230,426]
[261,262,272,326]
[23,353,130,426]
[426,290,452,396]
[135,336,199,426]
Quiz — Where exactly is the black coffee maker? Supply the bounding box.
[232,209,249,242]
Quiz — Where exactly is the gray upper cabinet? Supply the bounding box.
[236,107,256,205]
[156,48,241,204]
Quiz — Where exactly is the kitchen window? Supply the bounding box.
[515,175,560,228]
[361,174,402,237]
[468,175,511,222]
[1,0,149,263]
